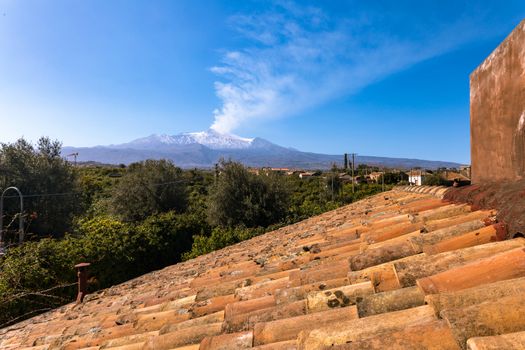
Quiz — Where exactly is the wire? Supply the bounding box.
[151,179,188,186]
[0,179,189,199]
[2,192,80,199]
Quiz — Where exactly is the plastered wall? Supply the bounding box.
[471,19,525,183]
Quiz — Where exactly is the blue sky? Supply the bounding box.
[0,1,524,163]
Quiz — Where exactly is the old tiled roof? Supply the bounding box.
[441,171,470,182]
[2,186,525,350]
[407,170,431,176]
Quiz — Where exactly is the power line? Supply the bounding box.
[1,179,189,199]
[151,179,187,187]
[3,192,80,199]
[350,153,357,194]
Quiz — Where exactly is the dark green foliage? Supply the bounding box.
[286,176,335,221]
[182,226,263,260]
[325,167,343,200]
[381,171,409,185]
[76,166,125,217]
[108,160,188,221]
[0,137,79,237]
[342,183,391,202]
[0,211,204,327]
[207,160,290,228]
[134,211,209,268]
[75,212,204,288]
[423,173,451,186]
[0,237,78,327]
[0,144,394,327]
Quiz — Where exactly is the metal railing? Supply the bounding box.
[0,187,24,254]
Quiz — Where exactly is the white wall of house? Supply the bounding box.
[409,174,425,186]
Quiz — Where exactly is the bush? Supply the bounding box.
[182,226,263,260]
[0,237,79,327]
[75,166,125,217]
[0,210,207,327]
[109,160,188,221]
[0,137,79,237]
[423,174,451,186]
[207,160,290,228]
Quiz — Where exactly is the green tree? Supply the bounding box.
[423,173,451,186]
[207,160,290,228]
[183,226,262,260]
[108,160,187,221]
[326,164,343,200]
[75,166,125,217]
[0,137,79,237]
[381,171,409,185]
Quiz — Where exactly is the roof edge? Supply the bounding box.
[443,181,525,238]
[394,185,450,199]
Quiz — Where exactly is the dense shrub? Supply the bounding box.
[0,137,79,237]
[76,166,125,216]
[182,226,264,260]
[0,149,393,327]
[0,211,206,327]
[0,237,79,327]
[108,160,188,221]
[423,173,451,186]
[207,160,290,227]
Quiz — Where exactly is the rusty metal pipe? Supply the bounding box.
[75,262,90,303]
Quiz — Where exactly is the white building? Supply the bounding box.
[407,170,430,186]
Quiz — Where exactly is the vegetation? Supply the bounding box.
[0,137,397,327]
[0,138,79,237]
[423,173,451,186]
[0,211,203,327]
[207,160,290,228]
[108,160,187,221]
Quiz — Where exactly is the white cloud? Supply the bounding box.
[210,2,484,134]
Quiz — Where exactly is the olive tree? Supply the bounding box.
[109,159,187,221]
[207,160,289,228]
[0,137,78,237]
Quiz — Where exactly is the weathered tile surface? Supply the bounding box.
[2,185,525,349]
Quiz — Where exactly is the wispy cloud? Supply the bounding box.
[210,2,485,134]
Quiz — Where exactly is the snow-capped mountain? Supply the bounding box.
[63,129,462,169]
[120,129,254,150]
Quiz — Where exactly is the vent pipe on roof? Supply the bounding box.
[75,262,91,303]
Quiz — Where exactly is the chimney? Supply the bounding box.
[75,262,91,303]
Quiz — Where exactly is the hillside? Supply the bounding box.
[63,130,462,169]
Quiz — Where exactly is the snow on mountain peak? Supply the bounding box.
[126,134,177,145]
[180,129,254,149]
[128,129,254,150]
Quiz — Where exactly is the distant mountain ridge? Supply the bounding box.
[62,129,463,169]
[115,129,255,150]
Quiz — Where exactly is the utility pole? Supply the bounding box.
[344,153,349,171]
[331,175,334,201]
[67,153,79,166]
[351,153,357,193]
[382,167,385,192]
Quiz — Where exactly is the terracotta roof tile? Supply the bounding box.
[3,186,525,349]
[442,294,525,348]
[355,285,425,317]
[467,330,525,350]
[331,319,461,350]
[297,304,437,348]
